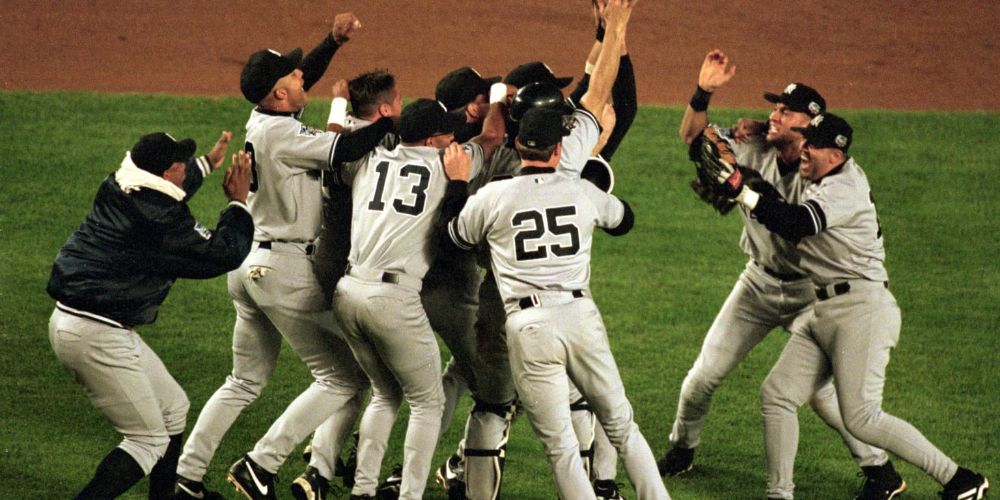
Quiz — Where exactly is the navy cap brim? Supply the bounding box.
[442,109,467,134]
[554,76,573,89]
[174,138,197,161]
[283,48,303,69]
[763,92,783,104]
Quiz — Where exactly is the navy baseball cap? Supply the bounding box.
[240,48,303,104]
[763,83,826,117]
[435,67,501,112]
[504,61,573,89]
[398,98,467,143]
[517,108,571,149]
[130,132,196,175]
[793,113,853,153]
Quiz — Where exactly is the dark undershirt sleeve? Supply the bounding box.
[752,192,824,241]
[438,180,472,255]
[602,199,634,236]
[600,55,636,161]
[330,117,393,164]
[300,34,341,91]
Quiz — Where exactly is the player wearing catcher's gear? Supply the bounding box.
[329,97,505,500]
[707,113,991,500]
[432,18,634,497]
[445,108,667,500]
[47,132,253,500]
[658,51,901,495]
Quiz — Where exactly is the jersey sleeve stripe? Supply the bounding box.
[196,156,212,178]
[575,108,599,131]
[448,219,475,251]
[804,199,827,234]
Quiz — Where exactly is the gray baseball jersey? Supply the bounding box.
[450,171,668,499]
[245,109,341,241]
[794,158,888,284]
[666,131,887,479]
[338,142,483,277]
[729,129,808,275]
[760,157,959,498]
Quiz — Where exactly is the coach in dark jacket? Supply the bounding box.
[46,131,253,499]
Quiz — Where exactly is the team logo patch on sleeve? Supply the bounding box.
[298,125,322,137]
[193,222,212,240]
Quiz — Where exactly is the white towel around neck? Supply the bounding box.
[115,152,187,201]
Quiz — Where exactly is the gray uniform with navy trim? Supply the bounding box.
[760,158,958,499]
[177,110,369,482]
[333,141,483,499]
[450,165,668,499]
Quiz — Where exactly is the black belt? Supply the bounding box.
[258,241,315,255]
[518,290,584,310]
[815,281,888,301]
[756,261,806,281]
[345,264,403,285]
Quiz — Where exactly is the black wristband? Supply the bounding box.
[596,23,605,42]
[689,86,712,112]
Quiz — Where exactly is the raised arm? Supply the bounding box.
[578,0,634,117]
[300,12,362,90]
[679,49,736,144]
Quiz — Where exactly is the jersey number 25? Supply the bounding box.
[513,206,581,261]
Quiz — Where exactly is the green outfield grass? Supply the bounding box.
[0,91,996,499]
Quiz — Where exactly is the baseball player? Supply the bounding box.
[658,51,901,497]
[429,5,637,493]
[47,131,253,499]
[443,98,667,500]
[432,25,633,499]
[328,96,505,499]
[706,112,991,500]
[302,68,404,496]
[171,15,395,500]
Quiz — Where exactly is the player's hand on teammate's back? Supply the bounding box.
[443,142,471,181]
[699,50,736,93]
[332,13,362,44]
[223,151,252,203]
[206,131,234,170]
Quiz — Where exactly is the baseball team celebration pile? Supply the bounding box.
[44,1,991,499]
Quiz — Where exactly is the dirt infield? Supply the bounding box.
[2,1,997,111]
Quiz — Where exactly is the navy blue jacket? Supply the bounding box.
[47,157,253,326]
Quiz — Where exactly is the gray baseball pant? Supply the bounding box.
[761,281,958,499]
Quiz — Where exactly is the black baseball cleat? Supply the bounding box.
[657,445,695,476]
[174,477,224,500]
[291,466,332,500]
[335,430,360,488]
[375,464,403,499]
[854,460,906,500]
[445,480,467,500]
[435,452,463,491]
[594,479,625,500]
[227,455,277,500]
[940,467,989,500]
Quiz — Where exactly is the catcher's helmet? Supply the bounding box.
[510,82,573,122]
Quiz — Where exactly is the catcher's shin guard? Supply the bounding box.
[570,398,596,479]
[463,398,515,500]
